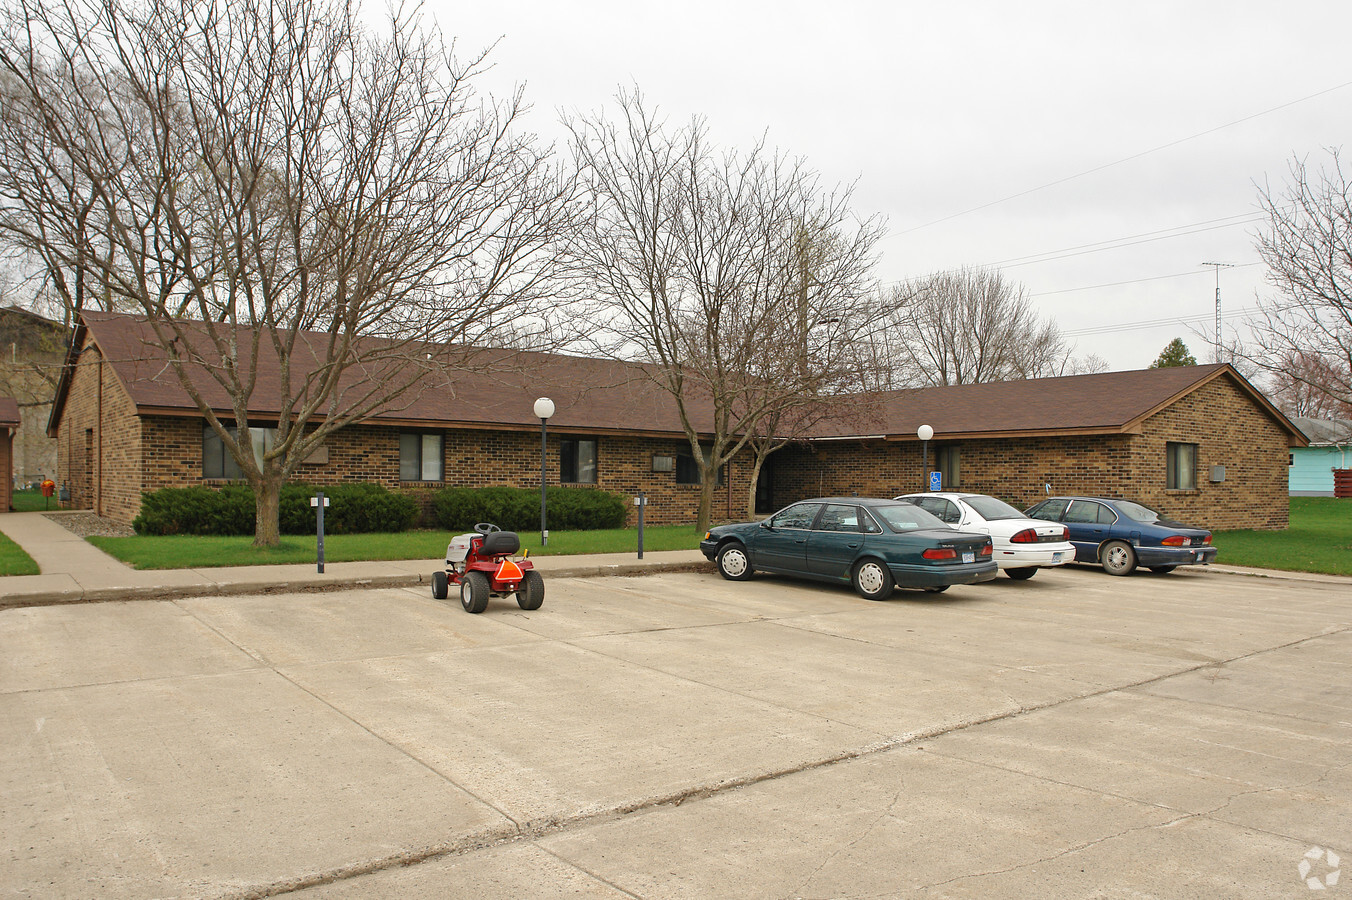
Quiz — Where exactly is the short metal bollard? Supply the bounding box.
[634,492,647,559]
[310,491,330,573]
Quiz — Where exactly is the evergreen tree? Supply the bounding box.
[1150,338,1198,368]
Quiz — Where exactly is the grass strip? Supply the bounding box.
[0,531,40,576]
[1211,497,1352,576]
[88,524,706,570]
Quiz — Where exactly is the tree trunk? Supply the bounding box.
[696,470,715,532]
[253,475,282,548]
[746,452,766,520]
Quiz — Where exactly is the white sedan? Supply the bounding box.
[894,492,1075,580]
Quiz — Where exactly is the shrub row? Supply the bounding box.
[132,483,626,536]
[133,482,419,536]
[431,486,627,532]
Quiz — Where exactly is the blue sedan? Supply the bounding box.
[1024,496,1217,576]
[700,497,996,600]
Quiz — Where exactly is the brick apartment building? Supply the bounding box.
[47,311,1306,531]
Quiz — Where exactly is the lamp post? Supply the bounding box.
[533,398,555,546]
[917,424,933,491]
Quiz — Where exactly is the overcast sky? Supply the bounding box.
[434,0,1352,373]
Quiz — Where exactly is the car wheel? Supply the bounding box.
[460,571,490,613]
[517,570,545,610]
[716,542,754,581]
[1149,565,1177,575]
[852,559,894,600]
[431,570,449,600]
[1101,541,1137,576]
[1005,567,1036,580]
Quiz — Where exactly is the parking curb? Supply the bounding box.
[0,560,716,610]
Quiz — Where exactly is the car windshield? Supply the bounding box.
[871,503,949,532]
[1114,500,1164,524]
[963,495,1026,521]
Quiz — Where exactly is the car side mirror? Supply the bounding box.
[759,521,773,530]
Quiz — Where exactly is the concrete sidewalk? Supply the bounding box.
[0,511,709,608]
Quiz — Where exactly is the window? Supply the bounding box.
[914,496,960,524]
[561,438,598,484]
[400,432,443,482]
[1064,500,1112,525]
[936,446,960,489]
[1027,498,1070,522]
[817,504,862,532]
[769,503,820,529]
[1166,441,1197,490]
[203,424,275,479]
[676,449,724,486]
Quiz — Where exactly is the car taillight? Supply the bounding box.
[1061,526,1070,541]
[1161,535,1187,546]
[1010,529,1037,544]
[980,542,993,556]
[923,548,957,560]
[1202,534,1212,545]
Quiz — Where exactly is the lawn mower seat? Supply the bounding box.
[478,530,520,557]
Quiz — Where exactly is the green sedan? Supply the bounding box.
[700,497,997,600]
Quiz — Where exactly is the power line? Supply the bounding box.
[987,213,1264,269]
[1064,304,1266,338]
[1030,262,1261,298]
[898,78,1352,236]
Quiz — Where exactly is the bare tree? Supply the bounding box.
[566,91,884,529]
[1266,350,1352,419]
[873,266,1070,387]
[0,0,575,544]
[1247,150,1352,411]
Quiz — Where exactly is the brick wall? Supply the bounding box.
[1128,376,1290,530]
[132,417,753,528]
[54,340,143,521]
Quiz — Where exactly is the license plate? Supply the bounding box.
[962,552,975,564]
[1053,551,1067,562]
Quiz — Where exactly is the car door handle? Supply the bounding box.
[846,542,859,549]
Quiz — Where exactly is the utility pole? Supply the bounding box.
[1200,262,1233,363]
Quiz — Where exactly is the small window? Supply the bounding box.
[561,438,598,484]
[1166,442,1197,490]
[936,446,960,490]
[400,432,443,482]
[676,449,724,486]
[1028,498,1069,522]
[1064,501,1115,525]
[817,504,861,533]
[769,503,821,529]
[203,424,274,479]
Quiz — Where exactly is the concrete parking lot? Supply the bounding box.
[2,565,1349,898]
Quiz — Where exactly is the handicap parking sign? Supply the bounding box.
[929,471,942,491]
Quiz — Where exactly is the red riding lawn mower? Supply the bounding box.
[431,523,544,614]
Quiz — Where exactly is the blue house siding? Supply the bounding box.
[1289,446,1350,495]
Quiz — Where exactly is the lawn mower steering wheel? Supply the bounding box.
[474,522,501,535]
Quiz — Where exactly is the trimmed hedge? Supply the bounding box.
[431,486,627,532]
[133,482,419,536]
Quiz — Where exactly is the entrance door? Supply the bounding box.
[755,454,776,515]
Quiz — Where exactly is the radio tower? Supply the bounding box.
[1201,262,1233,363]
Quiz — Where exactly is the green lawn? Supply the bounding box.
[0,531,39,576]
[9,488,55,513]
[88,524,706,570]
[1211,497,1352,576]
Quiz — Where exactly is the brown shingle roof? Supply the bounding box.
[816,365,1300,441]
[59,311,1306,445]
[76,311,713,436]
